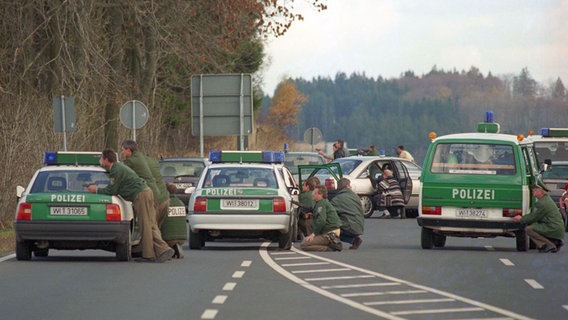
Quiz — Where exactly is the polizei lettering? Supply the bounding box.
[451,188,495,200]
[204,188,243,196]
[50,194,86,202]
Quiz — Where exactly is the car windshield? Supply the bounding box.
[430,143,516,175]
[203,167,278,188]
[30,170,110,193]
[160,160,206,178]
[284,153,325,175]
[534,141,568,163]
[330,158,362,175]
[542,164,568,180]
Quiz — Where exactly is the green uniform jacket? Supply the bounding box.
[145,155,169,203]
[298,191,314,214]
[123,151,160,201]
[520,194,565,240]
[312,198,341,235]
[97,162,146,202]
[330,188,364,235]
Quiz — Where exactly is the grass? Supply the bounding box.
[0,224,15,254]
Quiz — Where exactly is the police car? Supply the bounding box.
[14,151,139,261]
[187,151,299,250]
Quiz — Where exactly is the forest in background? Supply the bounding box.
[266,67,568,164]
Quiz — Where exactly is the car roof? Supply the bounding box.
[37,165,106,172]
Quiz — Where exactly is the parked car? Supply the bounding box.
[300,156,421,218]
[542,160,568,215]
[284,151,326,182]
[159,157,210,205]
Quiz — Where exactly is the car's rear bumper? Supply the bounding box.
[15,221,131,243]
[188,213,290,232]
[417,217,524,234]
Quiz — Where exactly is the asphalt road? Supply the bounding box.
[1,218,567,320]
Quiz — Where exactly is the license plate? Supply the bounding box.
[50,207,88,216]
[456,208,488,218]
[176,183,192,189]
[221,199,259,210]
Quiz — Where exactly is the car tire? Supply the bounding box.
[16,241,32,261]
[421,227,435,249]
[361,195,374,218]
[116,231,132,261]
[34,248,49,257]
[405,209,419,218]
[189,230,204,250]
[515,229,529,252]
[433,234,446,247]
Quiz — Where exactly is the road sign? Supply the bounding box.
[53,96,76,133]
[304,127,323,145]
[120,100,149,129]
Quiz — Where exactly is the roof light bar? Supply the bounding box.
[540,128,568,138]
[43,151,101,165]
[208,150,285,164]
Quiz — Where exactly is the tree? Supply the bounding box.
[267,79,307,135]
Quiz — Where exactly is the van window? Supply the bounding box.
[430,143,516,175]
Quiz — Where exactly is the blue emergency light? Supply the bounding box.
[540,128,568,137]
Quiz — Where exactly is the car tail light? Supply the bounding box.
[503,208,522,218]
[422,206,441,215]
[16,203,32,220]
[194,197,207,212]
[106,204,121,221]
[325,178,337,190]
[273,197,286,212]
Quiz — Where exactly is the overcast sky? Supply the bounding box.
[261,0,567,95]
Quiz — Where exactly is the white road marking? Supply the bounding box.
[305,275,375,281]
[292,268,350,274]
[232,271,245,278]
[524,279,544,289]
[341,290,427,297]
[282,262,330,267]
[485,245,496,251]
[562,305,568,311]
[273,256,311,261]
[212,295,227,304]
[322,282,400,289]
[391,307,484,315]
[222,282,236,291]
[240,260,252,267]
[0,253,15,262]
[201,309,218,319]
[365,298,454,306]
[499,258,515,266]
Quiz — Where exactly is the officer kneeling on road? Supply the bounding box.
[512,182,565,253]
[330,178,364,250]
[300,186,343,252]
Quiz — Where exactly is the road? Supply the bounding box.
[1,218,567,320]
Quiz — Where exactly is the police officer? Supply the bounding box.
[300,186,342,252]
[330,178,365,249]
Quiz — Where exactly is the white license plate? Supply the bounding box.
[456,208,488,218]
[221,199,259,210]
[50,207,88,216]
[176,183,192,189]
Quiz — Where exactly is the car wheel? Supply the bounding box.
[515,229,528,252]
[116,231,132,261]
[405,209,419,218]
[421,227,435,249]
[16,241,32,261]
[189,230,204,250]
[360,195,374,218]
[34,248,49,257]
[278,229,293,250]
[433,234,446,247]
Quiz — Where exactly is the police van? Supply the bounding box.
[417,112,543,251]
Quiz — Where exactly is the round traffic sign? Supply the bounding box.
[304,127,322,145]
[120,100,149,129]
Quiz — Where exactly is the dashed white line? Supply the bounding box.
[212,295,227,304]
[222,282,237,291]
[524,279,544,289]
[563,305,568,311]
[201,309,218,319]
[232,271,245,278]
[499,258,515,266]
[241,260,252,267]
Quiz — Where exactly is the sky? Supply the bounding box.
[261,0,568,95]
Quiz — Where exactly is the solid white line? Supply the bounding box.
[499,258,515,266]
[322,282,400,289]
[201,309,218,319]
[282,262,330,267]
[305,275,375,281]
[272,256,311,260]
[0,253,15,262]
[341,290,427,297]
[222,282,236,291]
[392,307,484,315]
[524,279,544,289]
[291,268,350,274]
[212,295,227,304]
[240,260,252,267]
[364,298,454,306]
[232,271,245,278]
[270,251,296,255]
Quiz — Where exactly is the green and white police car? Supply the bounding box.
[14,151,139,261]
[187,151,300,250]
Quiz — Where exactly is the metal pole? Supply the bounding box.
[239,74,244,150]
[61,95,67,151]
[132,100,137,141]
[199,75,204,158]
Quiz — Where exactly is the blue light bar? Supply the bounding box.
[208,150,284,164]
[44,151,58,165]
[262,151,285,163]
[540,128,550,136]
[484,111,494,123]
[209,150,222,163]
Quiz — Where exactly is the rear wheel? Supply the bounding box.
[515,229,529,251]
[189,230,204,250]
[16,241,32,261]
[361,195,374,218]
[278,228,293,250]
[116,231,132,261]
[421,227,434,249]
[34,248,49,257]
[433,234,446,247]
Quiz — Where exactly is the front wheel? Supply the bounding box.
[515,229,528,252]
[361,195,374,218]
[421,227,434,249]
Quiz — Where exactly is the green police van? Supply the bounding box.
[417,112,543,251]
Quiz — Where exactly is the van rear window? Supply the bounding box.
[430,143,516,175]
